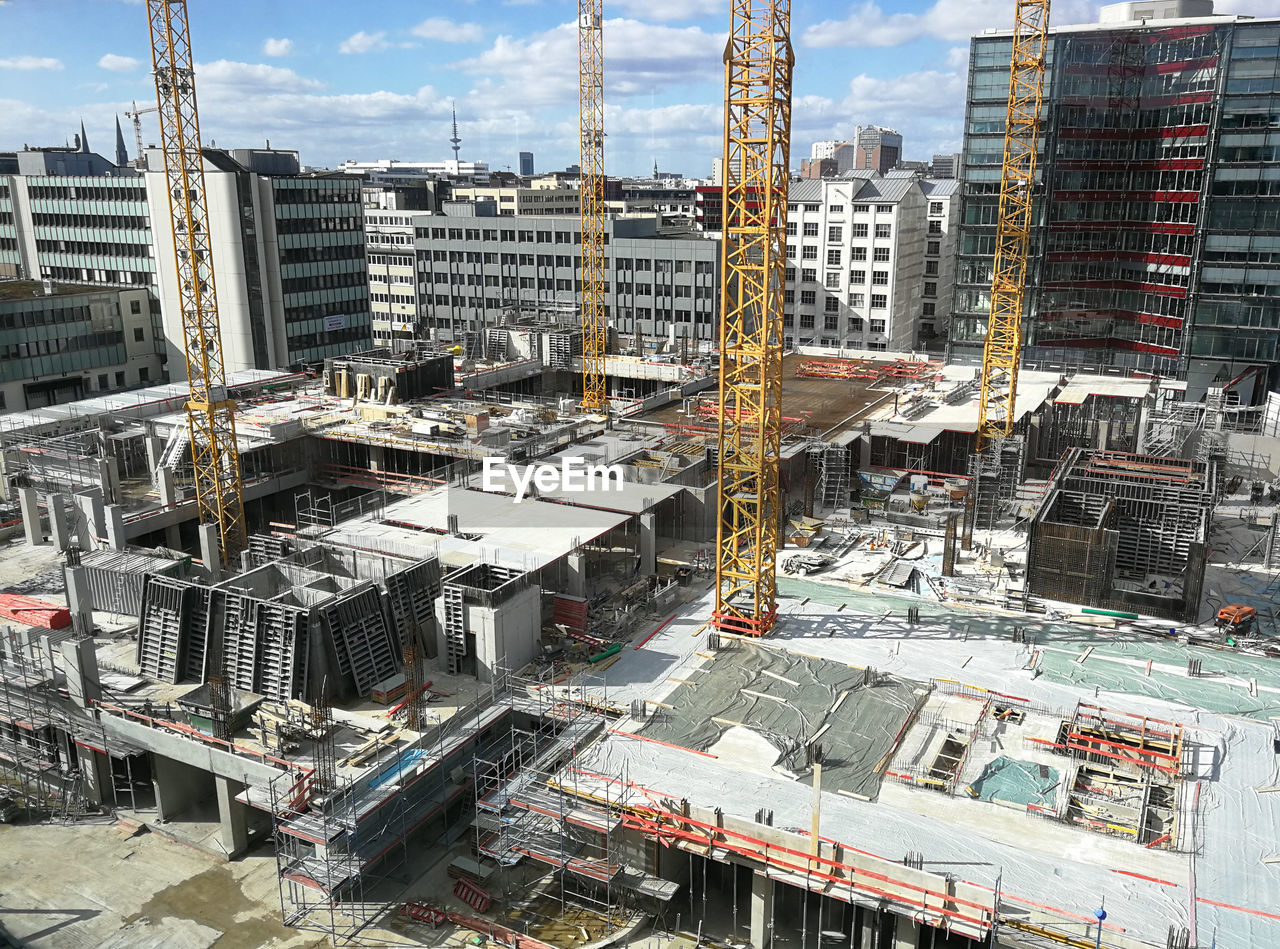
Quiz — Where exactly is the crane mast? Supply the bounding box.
[578,0,607,411]
[713,0,793,636]
[145,0,246,565]
[976,0,1050,449]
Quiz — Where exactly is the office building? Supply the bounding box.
[854,126,903,175]
[519,152,534,176]
[920,179,960,345]
[404,209,719,348]
[1,141,371,374]
[783,174,943,352]
[336,158,489,184]
[930,153,961,179]
[0,280,165,409]
[952,0,1280,396]
[449,183,580,216]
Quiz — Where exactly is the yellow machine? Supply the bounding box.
[712,0,793,636]
[578,0,608,412]
[145,0,246,564]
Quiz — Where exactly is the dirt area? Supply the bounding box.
[638,353,906,435]
[0,821,329,949]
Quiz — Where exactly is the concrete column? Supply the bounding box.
[639,512,656,576]
[74,488,105,549]
[64,566,95,636]
[566,551,586,597]
[164,524,182,550]
[893,916,920,949]
[104,504,127,550]
[860,909,877,948]
[76,745,113,807]
[199,523,222,580]
[152,754,206,822]
[369,444,385,472]
[97,456,121,505]
[18,486,45,546]
[157,467,178,507]
[49,495,73,549]
[215,775,250,857]
[750,872,773,949]
[144,434,163,478]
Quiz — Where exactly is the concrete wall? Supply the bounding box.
[470,582,541,682]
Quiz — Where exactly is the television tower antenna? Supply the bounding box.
[450,105,461,160]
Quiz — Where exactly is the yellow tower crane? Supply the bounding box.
[712,0,793,636]
[145,0,246,565]
[578,0,608,412]
[976,0,1050,450]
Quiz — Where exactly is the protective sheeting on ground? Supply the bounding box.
[637,641,920,799]
[964,756,1059,809]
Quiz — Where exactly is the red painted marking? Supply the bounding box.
[608,728,718,759]
[635,613,679,650]
[1196,898,1280,922]
[1110,868,1179,887]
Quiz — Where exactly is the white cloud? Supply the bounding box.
[458,18,721,111]
[97,53,140,72]
[196,60,326,93]
[338,30,415,54]
[610,0,720,20]
[262,38,294,57]
[0,56,63,71]
[411,18,485,43]
[803,0,1099,49]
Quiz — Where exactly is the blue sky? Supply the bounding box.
[1,0,1256,177]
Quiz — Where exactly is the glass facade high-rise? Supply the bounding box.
[952,10,1280,395]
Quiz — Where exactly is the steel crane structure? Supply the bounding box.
[145,0,247,565]
[975,0,1050,449]
[124,100,159,164]
[578,0,608,412]
[712,0,793,636]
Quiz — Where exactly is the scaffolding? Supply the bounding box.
[271,671,511,944]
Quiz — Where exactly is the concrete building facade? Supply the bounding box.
[0,282,165,409]
[784,175,950,352]
[854,126,903,174]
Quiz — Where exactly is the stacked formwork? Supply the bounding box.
[1026,449,1214,620]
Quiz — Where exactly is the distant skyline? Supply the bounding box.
[1,0,1272,177]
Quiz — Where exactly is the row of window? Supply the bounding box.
[32,212,150,231]
[784,313,889,332]
[35,238,153,259]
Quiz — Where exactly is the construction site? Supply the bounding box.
[2,1,1280,949]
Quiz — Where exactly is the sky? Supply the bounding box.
[0,0,1270,178]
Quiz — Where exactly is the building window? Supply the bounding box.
[926,241,940,256]
[783,312,794,326]
[925,261,939,276]
[870,319,886,333]
[852,224,868,238]
[928,220,943,234]
[824,297,840,313]
[824,272,840,289]
[851,269,866,284]
[923,302,935,316]
[924,282,937,297]
[824,315,838,330]
[826,249,841,266]
[850,247,866,262]
[828,205,843,214]
[115,371,125,387]
[871,294,887,309]
[800,313,815,328]
[138,366,149,383]
[875,224,891,238]
[785,289,795,303]
[802,245,817,260]
[803,222,818,237]
[800,290,816,305]
[930,202,943,214]
[802,268,816,283]
[786,222,797,236]
[828,225,842,243]
[785,267,796,282]
[786,245,796,259]
[853,204,868,213]
[804,204,819,212]
[849,292,865,307]
[133,327,145,342]
[876,204,892,213]
[872,271,888,286]
[873,247,890,262]
[847,316,863,331]
[129,300,141,315]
